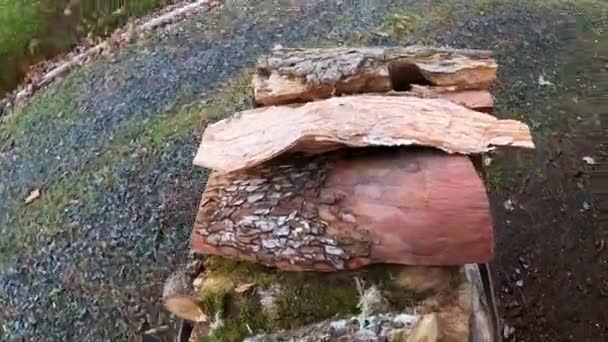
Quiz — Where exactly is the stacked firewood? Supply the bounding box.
[165,46,534,341]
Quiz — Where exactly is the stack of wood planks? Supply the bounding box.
[167,46,534,342]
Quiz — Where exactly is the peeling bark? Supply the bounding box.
[193,95,533,173]
[191,149,493,271]
[253,46,497,106]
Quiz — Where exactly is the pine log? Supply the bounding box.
[193,95,533,173]
[191,149,493,271]
[253,46,497,106]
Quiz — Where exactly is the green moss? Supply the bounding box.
[269,272,360,330]
[205,295,270,342]
[199,276,235,317]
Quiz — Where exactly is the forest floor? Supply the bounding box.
[0,0,606,341]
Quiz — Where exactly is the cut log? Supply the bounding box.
[191,149,493,271]
[253,46,497,106]
[193,95,534,173]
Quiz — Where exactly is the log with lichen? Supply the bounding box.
[186,256,474,342]
[191,149,494,271]
[193,95,533,173]
[253,46,497,107]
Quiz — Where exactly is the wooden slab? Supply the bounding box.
[191,149,494,271]
[193,95,533,173]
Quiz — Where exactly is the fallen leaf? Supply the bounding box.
[582,156,596,165]
[25,189,41,204]
[234,283,256,293]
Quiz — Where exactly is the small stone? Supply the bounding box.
[233,198,246,206]
[582,156,596,165]
[515,279,524,287]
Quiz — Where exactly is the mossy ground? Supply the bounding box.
[0,73,252,265]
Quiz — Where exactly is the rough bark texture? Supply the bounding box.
[191,149,493,271]
[193,95,533,173]
[253,46,497,106]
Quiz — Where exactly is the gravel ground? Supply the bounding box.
[0,0,605,341]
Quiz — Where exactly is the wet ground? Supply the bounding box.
[0,0,606,341]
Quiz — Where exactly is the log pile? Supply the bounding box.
[166,46,534,341]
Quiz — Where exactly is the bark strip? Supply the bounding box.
[193,95,533,173]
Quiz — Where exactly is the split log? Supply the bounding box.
[253,46,497,106]
[191,149,493,271]
[193,95,534,173]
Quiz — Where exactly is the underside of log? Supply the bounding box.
[193,95,533,173]
[253,46,497,106]
[187,256,473,342]
[191,149,493,271]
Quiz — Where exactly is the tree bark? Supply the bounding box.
[193,95,533,173]
[191,149,493,271]
[253,46,497,106]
